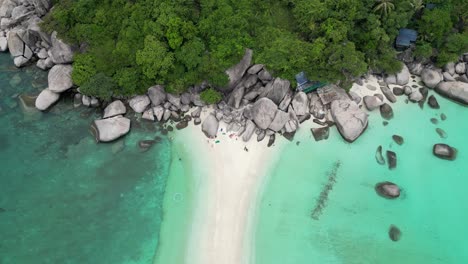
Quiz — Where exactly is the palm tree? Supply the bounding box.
[410,0,424,12]
[373,0,395,16]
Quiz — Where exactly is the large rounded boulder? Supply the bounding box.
[129,95,150,113]
[330,100,368,142]
[433,144,457,160]
[421,69,442,88]
[91,115,131,142]
[435,81,468,105]
[35,88,60,111]
[201,114,219,138]
[103,100,126,118]
[148,85,167,106]
[251,97,278,130]
[363,95,384,111]
[48,65,73,93]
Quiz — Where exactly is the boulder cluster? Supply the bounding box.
[0,0,82,110]
[410,59,468,106]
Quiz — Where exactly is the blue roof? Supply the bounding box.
[295,72,308,87]
[396,28,418,47]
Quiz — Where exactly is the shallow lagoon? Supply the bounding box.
[255,88,468,263]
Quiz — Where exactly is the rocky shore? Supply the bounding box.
[1,0,467,146]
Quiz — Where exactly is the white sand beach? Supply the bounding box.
[178,107,282,264]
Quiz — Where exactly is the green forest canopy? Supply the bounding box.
[41,0,468,98]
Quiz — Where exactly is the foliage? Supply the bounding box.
[414,42,433,59]
[41,0,468,99]
[79,73,117,102]
[200,88,222,104]
[72,53,96,86]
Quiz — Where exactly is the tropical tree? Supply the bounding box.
[374,0,395,16]
[410,0,424,12]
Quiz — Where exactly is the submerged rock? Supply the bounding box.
[389,225,402,242]
[375,145,385,165]
[433,144,457,160]
[427,95,440,109]
[441,113,447,121]
[311,127,330,141]
[430,118,439,124]
[436,128,447,139]
[138,139,156,152]
[392,135,404,145]
[387,151,397,170]
[375,182,400,199]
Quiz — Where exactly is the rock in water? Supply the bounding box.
[389,225,402,242]
[421,69,442,88]
[311,127,330,141]
[441,113,447,121]
[35,88,60,111]
[427,95,440,109]
[393,87,404,96]
[392,135,404,145]
[409,90,423,102]
[176,121,188,130]
[375,182,400,199]
[103,100,126,119]
[201,114,219,138]
[267,134,275,147]
[433,144,457,160]
[387,151,397,170]
[363,95,384,111]
[430,118,439,124]
[92,116,131,142]
[435,82,468,105]
[138,140,155,152]
[375,145,385,165]
[380,103,394,120]
[436,128,447,139]
[330,100,368,142]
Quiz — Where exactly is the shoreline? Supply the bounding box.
[180,107,283,264]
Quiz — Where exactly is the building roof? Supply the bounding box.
[295,72,308,88]
[396,28,418,47]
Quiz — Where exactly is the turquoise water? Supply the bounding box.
[0,53,192,264]
[256,90,468,263]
